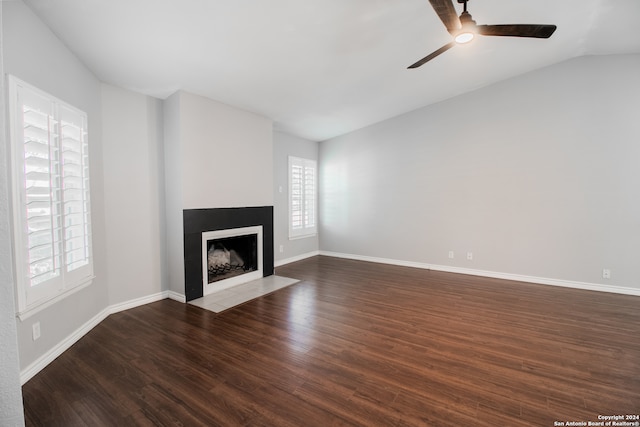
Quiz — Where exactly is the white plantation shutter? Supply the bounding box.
[289,156,317,238]
[9,76,93,315]
[59,105,91,274]
[21,90,62,294]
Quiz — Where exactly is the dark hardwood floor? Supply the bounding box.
[23,256,640,426]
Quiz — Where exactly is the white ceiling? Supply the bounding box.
[23,0,640,141]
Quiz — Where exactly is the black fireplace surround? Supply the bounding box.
[183,206,274,301]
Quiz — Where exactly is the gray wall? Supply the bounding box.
[101,84,166,305]
[273,131,319,264]
[4,2,170,380]
[319,54,640,290]
[4,0,109,371]
[0,2,25,424]
[163,90,274,297]
[163,91,185,295]
[179,91,273,210]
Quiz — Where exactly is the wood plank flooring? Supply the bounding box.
[22,256,640,426]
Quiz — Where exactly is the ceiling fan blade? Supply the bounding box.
[408,42,456,69]
[477,24,557,39]
[428,0,460,34]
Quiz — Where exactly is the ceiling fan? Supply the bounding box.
[408,0,557,68]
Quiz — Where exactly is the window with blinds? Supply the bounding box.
[9,76,93,316]
[288,156,317,239]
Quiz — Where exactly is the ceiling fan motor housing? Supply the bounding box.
[459,11,476,27]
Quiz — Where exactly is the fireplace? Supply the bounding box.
[183,206,274,301]
[202,226,263,295]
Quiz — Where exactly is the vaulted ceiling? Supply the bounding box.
[24,0,640,141]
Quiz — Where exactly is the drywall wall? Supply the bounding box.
[3,0,109,370]
[0,109,24,427]
[163,90,274,297]
[319,54,640,290]
[0,145,24,426]
[273,131,319,264]
[163,91,185,296]
[101,84,166,305]
[0,2,25,424]
[179,91,273,210]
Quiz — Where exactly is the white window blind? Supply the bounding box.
[288,156,317,239]
[9,76,93,316]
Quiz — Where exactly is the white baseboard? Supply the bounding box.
[319,251,640,297]
[275,250,320,267]
[20,307,110,385]
[167,290,186,303]
[20,253,639,385]
[320,251,433,270]
[109,291,169,315]
[20,290,179,385]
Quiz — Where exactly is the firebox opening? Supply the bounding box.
[201,225,264,296]
[206,234,258,284]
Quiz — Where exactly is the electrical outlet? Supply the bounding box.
[467,252,473,260]
[448,251,454,259]
[279,245,284,253]
[32,322,41,341]
[602,269,611,279]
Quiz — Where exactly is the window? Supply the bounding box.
[288,156,317,239]
[8,76,93,317]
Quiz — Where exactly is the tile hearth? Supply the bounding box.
[188,275,299,313]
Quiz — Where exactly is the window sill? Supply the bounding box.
[17,276,95,322]
[289,233,317,241]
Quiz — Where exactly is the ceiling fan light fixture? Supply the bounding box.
[455,31,474,44]
[455,9,476,44]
